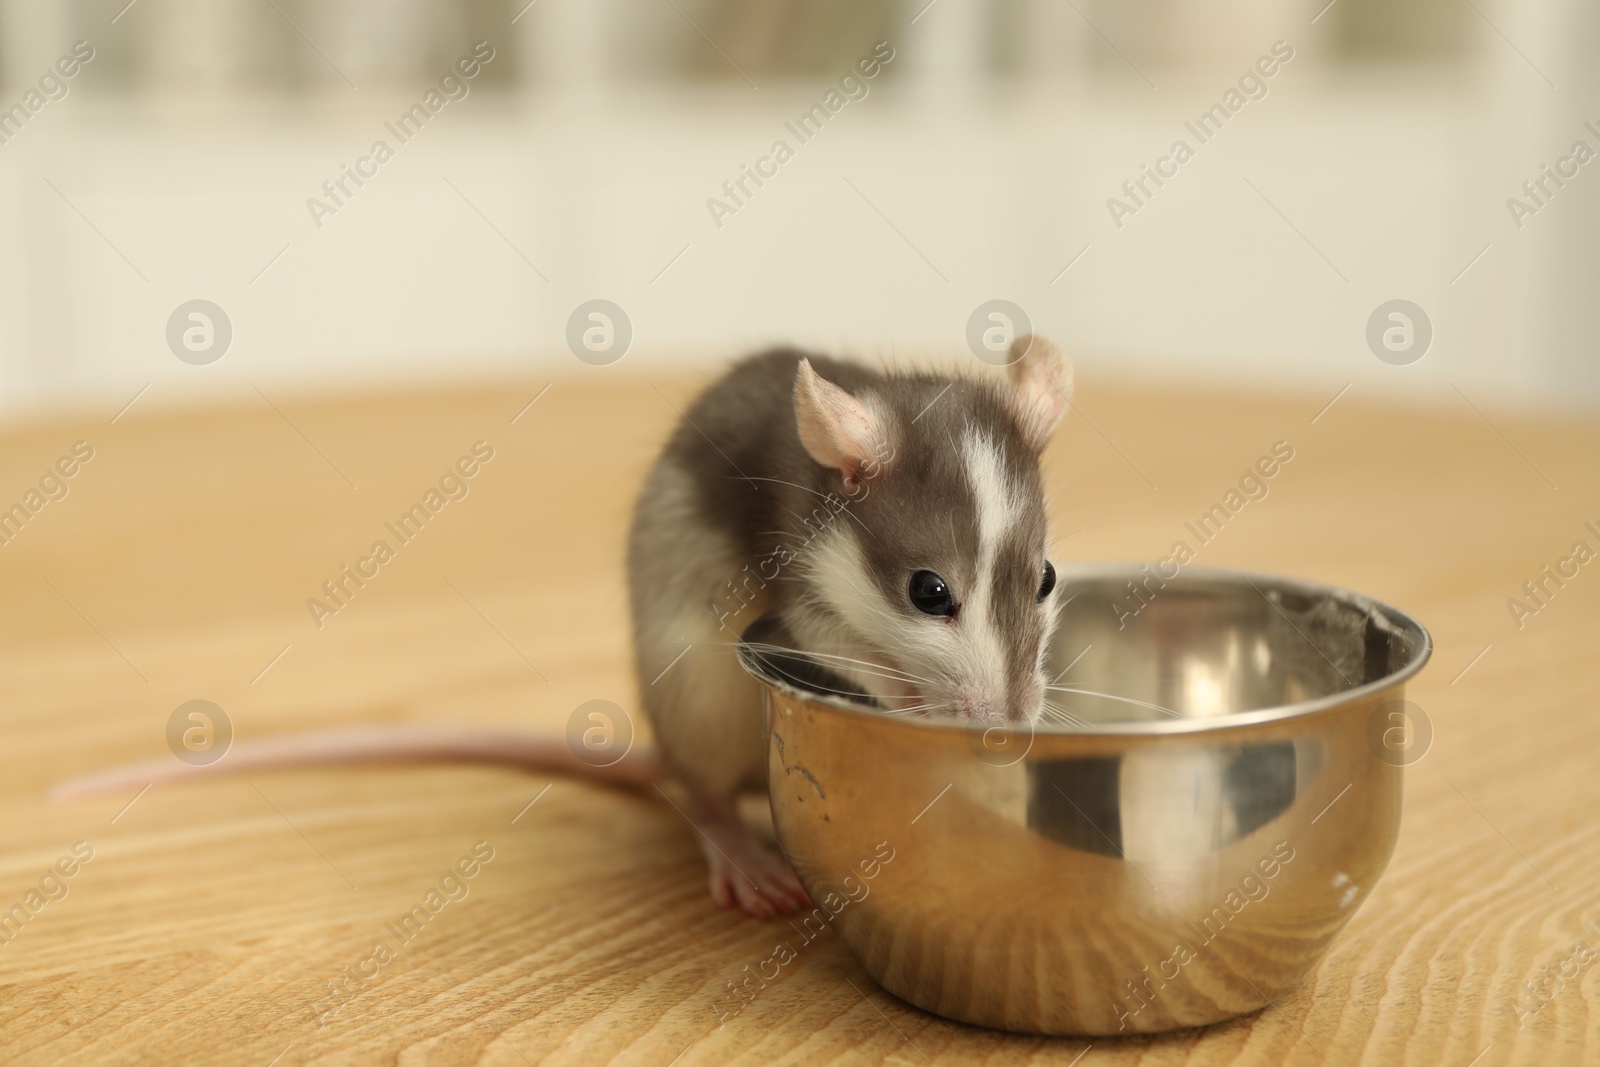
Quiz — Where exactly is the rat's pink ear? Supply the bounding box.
[794,359,893,485]
[1005,334,1073,451]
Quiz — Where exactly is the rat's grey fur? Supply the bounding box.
[628,341,1065,807]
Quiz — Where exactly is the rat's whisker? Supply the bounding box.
[749,648,922,681]
[883,700,940,716]
[1046,521,1117,547]
[733,476,875,538]
[1041,700,1089,729]
[1045,686,1183,719]
[746,640,931,683]
[875,691,936,704]
[881,700,946,717]
[740,643,931,686]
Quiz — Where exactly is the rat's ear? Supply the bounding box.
[794,359,893,485]
[1005,334,1073,451]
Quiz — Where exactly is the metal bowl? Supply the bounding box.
[739,564,1431,1036]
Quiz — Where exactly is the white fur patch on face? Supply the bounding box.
[787,527,921,708]
[954,427,1029,716]
[960,427,1027,572]
[785,429,1039,721]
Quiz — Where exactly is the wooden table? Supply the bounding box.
[2,374,1596,1065]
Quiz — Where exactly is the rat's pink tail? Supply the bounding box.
[49,725,664,801]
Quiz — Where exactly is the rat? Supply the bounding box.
[52,335,1074,919]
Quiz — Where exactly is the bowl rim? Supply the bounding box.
[736,562,1433,737]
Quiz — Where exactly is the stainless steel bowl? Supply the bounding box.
[739,564,1431,1036]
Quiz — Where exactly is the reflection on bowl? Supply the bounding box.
[739,564,1431,1036]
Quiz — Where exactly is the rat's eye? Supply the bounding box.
[1037,561,1056,602]
[908,570,956,617]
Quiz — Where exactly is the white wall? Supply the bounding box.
[0,0,1593,423]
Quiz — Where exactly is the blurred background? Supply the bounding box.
[4,8,1598,1060]
[0,0,1595,422]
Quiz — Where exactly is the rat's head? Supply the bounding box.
[788,336,1073,724]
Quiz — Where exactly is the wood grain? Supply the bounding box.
[0,375,1596,1065]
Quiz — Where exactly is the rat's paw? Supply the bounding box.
[696,807,812,919]
[707,846,811,919]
